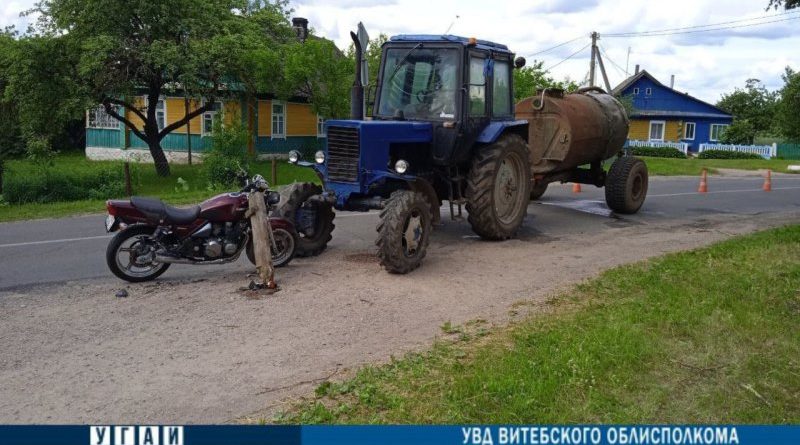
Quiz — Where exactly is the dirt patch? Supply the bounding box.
[0,211,798,424]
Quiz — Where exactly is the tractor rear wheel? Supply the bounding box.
[605,156,648,214]
[465,134,531,240]
[272,182,335,257]
[376,190,433,274]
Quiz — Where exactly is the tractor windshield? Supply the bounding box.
[377,47,459,120]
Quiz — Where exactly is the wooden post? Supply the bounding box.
[124,162,133,196]
[185,97,193,165]
[271,158,278,186]
[246,191,276,289]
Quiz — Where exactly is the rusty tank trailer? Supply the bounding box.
[515,86,647,214]
[516,87,629,176]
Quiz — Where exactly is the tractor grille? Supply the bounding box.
[326,126,360,182]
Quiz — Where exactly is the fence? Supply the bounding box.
[698,143,776,159]
[777,143,800,160]
[626,140,689,154]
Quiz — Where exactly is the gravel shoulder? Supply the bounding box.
[1,209,798,424]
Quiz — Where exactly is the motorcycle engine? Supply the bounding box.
[189,222,246,259]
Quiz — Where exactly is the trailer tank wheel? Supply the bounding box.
[605,156,648,214]
[376,190,433,274]
[465,134,531,240]
[272,182,335,257]
[530,182,548,200]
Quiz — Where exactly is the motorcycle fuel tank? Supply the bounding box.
[198,192,249,222]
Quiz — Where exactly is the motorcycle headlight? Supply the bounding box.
[315,150,326,164]
[395,159,409,174]
[288,150,300,164]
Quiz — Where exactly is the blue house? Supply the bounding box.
[612,68,733,153]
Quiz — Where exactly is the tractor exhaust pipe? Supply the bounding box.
[350,31,364,120]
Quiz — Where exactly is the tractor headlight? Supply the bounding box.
[288,150,300,164]
[395,159,409,174]
[315,150,326,164]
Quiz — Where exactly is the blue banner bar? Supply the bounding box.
[0,425,797,445]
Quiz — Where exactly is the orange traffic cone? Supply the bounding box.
[698,168,708,193]
[572,182,582,193]
[763,169,772,192]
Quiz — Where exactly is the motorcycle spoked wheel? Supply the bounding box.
[246,227,298,268]
[106,225,171,283]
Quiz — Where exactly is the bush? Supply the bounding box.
[2,163,125,204]
[697,149,764,160]
[204,113,251,188]
[630,146,687,158]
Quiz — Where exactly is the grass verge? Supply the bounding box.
[277,225,800,424]
[0,153,319,223]
[640,156,799,176]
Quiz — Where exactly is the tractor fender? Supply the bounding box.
[476,120,529,144]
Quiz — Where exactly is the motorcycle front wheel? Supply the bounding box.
[246,227,297,268]
[106,225,170,283]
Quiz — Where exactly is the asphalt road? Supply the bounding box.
[1,174,800,291]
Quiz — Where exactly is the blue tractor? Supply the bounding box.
[279,33,640,273]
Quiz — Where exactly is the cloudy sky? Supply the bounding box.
[3,0,798,103]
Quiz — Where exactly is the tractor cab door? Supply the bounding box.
[450,50,491,164]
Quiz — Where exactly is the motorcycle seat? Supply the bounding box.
[130,196,201,225]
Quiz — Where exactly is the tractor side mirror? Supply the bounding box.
[514,57,526,69]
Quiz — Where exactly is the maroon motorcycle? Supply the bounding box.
[104,174,297,282]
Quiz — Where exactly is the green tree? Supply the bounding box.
[716,78,778,143]
[283,36,352,119]
[30,0,293,176]
[0,31,24,160]
[719,119,756,144]
[777,67,800,142]
[513,60,579,103]
[767,0,799,9]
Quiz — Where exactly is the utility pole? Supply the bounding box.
[589,31,598,87]
[589,31,612,93]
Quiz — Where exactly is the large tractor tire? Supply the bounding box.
[272,182,335,257]
[530,182,548,200]
[605,156,648,214]
[465,134,531,240]
[376,190,433,274]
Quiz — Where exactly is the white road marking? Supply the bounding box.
[648,186,800,198]
[0,235,112,249]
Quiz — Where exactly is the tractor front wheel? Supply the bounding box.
[376,190,433,274]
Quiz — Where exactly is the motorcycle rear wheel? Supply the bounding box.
[106,225,170,283]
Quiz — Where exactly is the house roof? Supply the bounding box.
[612,69,732,118]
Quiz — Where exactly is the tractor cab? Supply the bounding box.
[372,35,522,166]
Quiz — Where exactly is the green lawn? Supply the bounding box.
[640,156,799,176]
[0,152,319,223]
[277,225,800,424]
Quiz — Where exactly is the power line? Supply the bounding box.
[526,35,584,58]
[599,45,628,78]
[544,43,591,72]
[604,11,800,37]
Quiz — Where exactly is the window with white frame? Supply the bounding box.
[633,88,640,95]
[144,97,166,131]
[649,120,665,141]
[710,124,728,142]
[317,115,326,137]
[645,87,652,95]
[684,122,696,140]
[202,101,223,136]
[87,106,119,129]
[272,101,285,138]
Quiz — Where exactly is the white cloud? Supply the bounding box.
[3,0,798,104]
